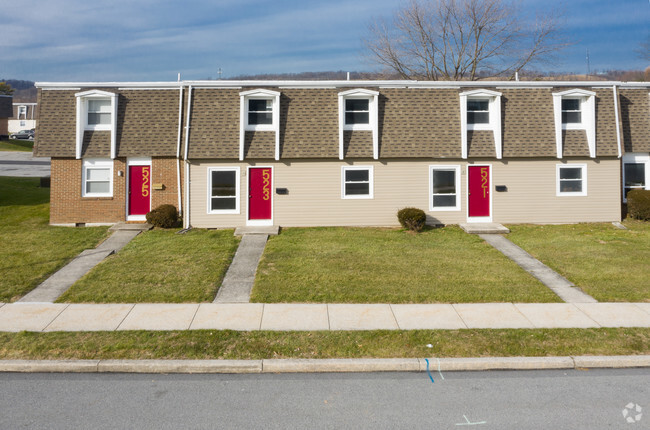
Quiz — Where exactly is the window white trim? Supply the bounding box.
[207,166,241,215]
[17,106,27,119]
[429,165,461,211]
[459,89,502,159]
[552,89,596,159]
[341,165,374,199]
[75,90,118,160]
[338,89,379,160]
[622,153,650,203]
[82,158,113,198]
[556,163,587,197]
[239,89,281,161]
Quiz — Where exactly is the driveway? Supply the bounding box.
[0,151,51,177]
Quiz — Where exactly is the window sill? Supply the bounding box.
[81,196,114,200]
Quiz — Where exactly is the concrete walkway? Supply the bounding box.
[18,224,150,303]
[479,234,597,303]
[0,302,648,332]
[214,234,269,303]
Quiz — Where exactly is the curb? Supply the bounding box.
[0,355,648,374]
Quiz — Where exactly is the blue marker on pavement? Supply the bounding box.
[425,358,435,383]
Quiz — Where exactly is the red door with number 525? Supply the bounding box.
[128,165,151,216]
[248,168,272,220]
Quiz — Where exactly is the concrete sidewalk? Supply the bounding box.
[0,302,648,332]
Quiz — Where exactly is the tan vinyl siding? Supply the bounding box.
[189,158,621,228]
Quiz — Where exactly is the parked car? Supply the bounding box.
[10,129,34,140]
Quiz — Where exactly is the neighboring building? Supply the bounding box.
[0,95,13,139]
[33,80,650,227]
[8,102,38,133]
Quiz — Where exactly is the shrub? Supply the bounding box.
[627,189,650,221]
[146,204,179,228]
[397,207,427,232]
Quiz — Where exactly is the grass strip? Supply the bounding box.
[0,140,34,152]
[0,177,109,301]
[253,227,559,303]
[508,222,650,302]
[0,328,648,360]
[58,229,240,303]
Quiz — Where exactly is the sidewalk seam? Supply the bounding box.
[115,304,136,331]
[388,305,401,330]
[451,304,469,329]
[571,303,602,328]
[40,303,70,332]
[187,304,200,330]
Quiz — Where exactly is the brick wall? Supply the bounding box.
[50,157,184,225]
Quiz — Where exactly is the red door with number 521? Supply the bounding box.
[128,165,151,216]
[248,168,272,220]
[468,165,490,218]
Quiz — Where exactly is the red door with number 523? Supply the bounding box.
[248,168,272,220]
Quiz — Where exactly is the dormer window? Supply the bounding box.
[239,89,281,160]
[17,106,27,119]
[552,89,596,158]
[467,99,490,125]
[345,98,370,126]
[75,90,118,159]
[338,89,379,159]
[459,89,502,158]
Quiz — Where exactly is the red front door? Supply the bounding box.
[128,165,151,216]
[468,165,490,218]
[248,168,272,220]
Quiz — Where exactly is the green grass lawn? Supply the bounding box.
[251,227,560,303]
[508,222,650,302]
[1,328,647,360]
[0,139,34,152]
[58,229,240,303]
[0,177,109,302]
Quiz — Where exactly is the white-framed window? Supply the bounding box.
[561,98,582,125]
[467,98,490,126]
[622,153,650,202]
[556,164,587,196]
[344,98,371,128]
[208,167,240,214]
[82,159,113,197]
[341,166,373,199]
[429,165,461,211]
[17,106,27,119]
[86,98,112,128]
[246,98,274,129]
[19,120,25,127]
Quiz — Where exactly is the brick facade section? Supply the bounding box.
[50,157,184,225]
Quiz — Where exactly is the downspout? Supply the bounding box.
[176,83,184,218]
[612,85,622,159]
[183,85,193,229]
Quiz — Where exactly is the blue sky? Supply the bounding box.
[2,0,648,82]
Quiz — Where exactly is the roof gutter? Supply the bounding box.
[612,85,622,159]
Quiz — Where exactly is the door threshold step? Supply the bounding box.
[459,223,510,234]
[234,226,280,236]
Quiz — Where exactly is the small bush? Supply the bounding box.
[146,204,179,228]
[397,207,427,232]
[627,189,650,221]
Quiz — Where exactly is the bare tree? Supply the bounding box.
[364,0,568,80]
[635,34,650,62]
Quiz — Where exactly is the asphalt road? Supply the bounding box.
[0,151,50,177]
[0,369,648,429]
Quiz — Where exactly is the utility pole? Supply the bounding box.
[217,68,223,80]
[586,49,590,80]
